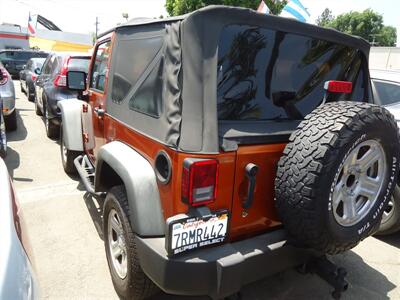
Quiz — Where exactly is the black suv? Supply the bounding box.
[0,50,48,78]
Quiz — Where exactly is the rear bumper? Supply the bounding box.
[136,229,316,299]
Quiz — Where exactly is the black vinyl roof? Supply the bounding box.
[103,5,370,56]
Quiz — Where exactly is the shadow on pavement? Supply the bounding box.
[377,233,400,248]
[150,249,396,300]
[6,108,28,142]
[4,146,20,179]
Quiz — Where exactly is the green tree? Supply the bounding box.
[165,0,287,16]
[316,8,334,27]
[326,9,397,47]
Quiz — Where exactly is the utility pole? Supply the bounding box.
[95,16,99,39]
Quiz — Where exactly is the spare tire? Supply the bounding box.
[275,102,400,254]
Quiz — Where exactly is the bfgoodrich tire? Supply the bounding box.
[275,102,400,255]
[103,186,159,300]
[376,185,400,235]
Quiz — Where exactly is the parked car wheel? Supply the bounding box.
[0,110,6,158]
[376,185,400,235]
[43,104,59,139]
[35,98,42,116]
[27,90,35,102]
[103,186,159,300]
[275,102,400,255]
[60,127,81,174]
[5,110,17,131]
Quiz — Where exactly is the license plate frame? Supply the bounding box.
[166,210,229,256]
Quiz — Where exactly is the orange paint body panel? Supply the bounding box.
[229,144,286,240]
[105,116,236,226]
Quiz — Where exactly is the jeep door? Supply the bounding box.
[85,39,112,161]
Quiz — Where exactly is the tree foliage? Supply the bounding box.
[320,9,397,47]
[316,8,334,27]
[165,0,287,16]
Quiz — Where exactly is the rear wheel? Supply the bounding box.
[103,186,159,300]
[5,110,17,131]
[275,102,400,254]
[28,89,35,102]
[35,98,42,116]
[376,185,400,235]
[60,127,81,174]
[44,104,59,139]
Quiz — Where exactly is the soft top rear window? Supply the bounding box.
[68,58,90,72]
[217,25,367,121]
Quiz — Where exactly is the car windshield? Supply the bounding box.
[32,58,46,70]
[68,57,90,72]
[217,25,367,121]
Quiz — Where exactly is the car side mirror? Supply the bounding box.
[66,71,87,91]
[34,68,41,75]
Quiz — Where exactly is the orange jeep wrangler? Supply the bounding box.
[59,6,400,300]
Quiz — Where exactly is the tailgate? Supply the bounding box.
[229,144,286,240]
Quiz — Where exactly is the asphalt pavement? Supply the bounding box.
[4,81,400,300]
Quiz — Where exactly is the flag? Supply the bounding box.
[28,13,36,36]
[257,1,270,14]
[280,0,310,23]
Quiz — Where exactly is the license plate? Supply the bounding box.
[166,211,229,256]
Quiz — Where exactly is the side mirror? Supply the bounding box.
[66,71,87,91]
[34,68,41,75]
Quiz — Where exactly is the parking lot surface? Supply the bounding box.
[5,81,400,299]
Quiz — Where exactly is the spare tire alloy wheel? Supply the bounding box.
[332,140,386,227]
[275,102,400,254]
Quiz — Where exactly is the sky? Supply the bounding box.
[0,0,399,45]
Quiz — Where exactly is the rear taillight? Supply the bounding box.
[0,68,8,85]
[31,73,37,81]
[53,74,67,87]
[53,56,70,87]
[324,80,353,94]
[182,159,219,207]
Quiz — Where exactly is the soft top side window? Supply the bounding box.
[90,40,111,92]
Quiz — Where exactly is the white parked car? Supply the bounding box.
[0,158,39,299]
[371,69,400,235]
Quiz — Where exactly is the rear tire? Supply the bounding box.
[376,185,400,235]
[103,186,159,300]
[60,127,81,174]
[35,98,42,116]
[275,102,400,254]
[5,110,17,131]
[44,104,59,139]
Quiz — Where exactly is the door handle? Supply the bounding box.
[242,163,259,209]
[94,107,105,117]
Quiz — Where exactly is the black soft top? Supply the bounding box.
[114,5,369,57]
[104,6,371,154]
